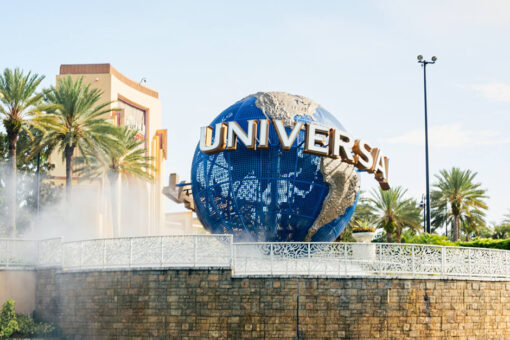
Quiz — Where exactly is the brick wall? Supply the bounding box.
[35,269,510,339]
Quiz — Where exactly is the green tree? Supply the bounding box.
[0,130,62,236]
[491,224,510,240]
[40,76,120,200]
[369,186,422,243]
[0,68,48,236]
[504,211,510,225]
[76,127,153,237]
[431,168,488,241]
[462,207,487,241]
[336,191,376,242]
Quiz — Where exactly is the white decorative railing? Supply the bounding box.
[232,242,510,279]
[0,239,39,268]
[61,235,232,270]
[1,236,510,280]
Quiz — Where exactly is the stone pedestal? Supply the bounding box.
[352,232,376,261]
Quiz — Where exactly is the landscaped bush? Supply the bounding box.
[14,314,55,338]
[0,299,54,339]
[403,234,510,250]
[405,234,456,246]
[352,226,375,233]
[0,300,18,338]
[457,238,510,250]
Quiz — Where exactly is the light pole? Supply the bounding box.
[417,55,437,234]
[419,194,426,233]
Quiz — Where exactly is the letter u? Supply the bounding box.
[200,123,227,154]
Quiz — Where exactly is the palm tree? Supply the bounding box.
[76,126,154,237]
[461,208,486,241]
[0,68,48,237]
[337,192,376,242]
[504,211,510,225]
[40,76,121,199]
[431,168,488,241]
[369,186,422,243]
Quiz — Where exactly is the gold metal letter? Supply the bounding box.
[273,120,303,150]
[226,120,258,151]
[353,139,373,170]
[304,123,330,156]
[329,128,355,163]
[258,119,270,149]
[199,123,227,154]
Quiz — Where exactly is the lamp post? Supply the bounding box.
[417,55,437,234]
[419,194,426,233]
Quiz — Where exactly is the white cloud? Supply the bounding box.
[469,83,510,103]
[387,124,510,148]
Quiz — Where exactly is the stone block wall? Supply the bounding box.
[35,268,510,339]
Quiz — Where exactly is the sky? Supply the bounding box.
[1,0,509,223]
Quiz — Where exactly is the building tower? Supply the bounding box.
[49,64,167,238]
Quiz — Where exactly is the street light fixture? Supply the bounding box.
[419,194,426,233]
[417,55,437,234]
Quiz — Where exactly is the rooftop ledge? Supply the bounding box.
[59,63,159,99]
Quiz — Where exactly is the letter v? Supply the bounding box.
[273,120,303,150]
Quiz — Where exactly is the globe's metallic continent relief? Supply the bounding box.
[191,92,360,242]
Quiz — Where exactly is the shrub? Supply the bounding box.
[403,234,510,250]
[0,300,18,338]
[14,314,54,337]
[406,234,456,246]
[352,227,375,233]
[457,238,510,250]
[0,299,55,338]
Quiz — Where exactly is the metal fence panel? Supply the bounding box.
[2,236,510,281]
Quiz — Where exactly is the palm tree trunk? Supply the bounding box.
[386,231,392,243]
[452,216,460,241]
[108,172,121,237]
[64,145,75,201]
[6,132,17,238]
[396,230,402,243]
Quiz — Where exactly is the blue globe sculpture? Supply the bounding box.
[191,92,360,242]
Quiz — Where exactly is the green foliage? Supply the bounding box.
[39,75,122,199]
[400,233,510,251]
[491,224,510,240]
[457,238,510,250]
[14,314,54,337]
[0,68,52,237]
[75,126,154,237]
[0,130,63,236]
[504,211,510,225]
[405,234,456,246]
[0,299,55,338]
[431,167,488,241]
[369,186,422,243]
[337,192,376,242]
[41,76,121,164]
[0,300,18,338]
[0,68,48,135]
[75,126,154,181]
[352,226,375,233]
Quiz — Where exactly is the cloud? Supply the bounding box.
[387,124,510,148]
[468,83,510,103]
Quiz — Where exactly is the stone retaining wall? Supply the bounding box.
[35,269,510,339]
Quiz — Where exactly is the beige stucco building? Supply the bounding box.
[49,64,167,238]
